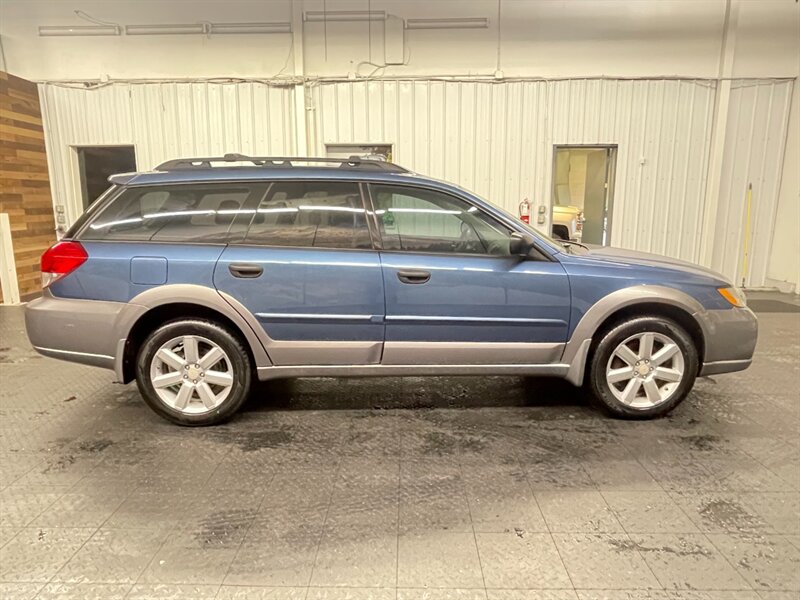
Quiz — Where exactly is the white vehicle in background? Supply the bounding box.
[552,204,583,241]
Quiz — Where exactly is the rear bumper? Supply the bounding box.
[25,290,127,373]
[697,306,758,376]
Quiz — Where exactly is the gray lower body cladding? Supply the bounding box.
[25,292,126,371]
[696,306,758,376]
[25,292,758,382]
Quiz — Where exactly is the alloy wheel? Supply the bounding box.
[605,331,685,409]
[149,335,234,414]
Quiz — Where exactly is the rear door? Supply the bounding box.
[213,180,385,366]
[368,183,571,366]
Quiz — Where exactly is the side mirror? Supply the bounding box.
[509,231,536,256]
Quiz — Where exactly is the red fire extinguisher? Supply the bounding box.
[519,198,531,224]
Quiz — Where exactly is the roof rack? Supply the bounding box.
[154,153,408,173]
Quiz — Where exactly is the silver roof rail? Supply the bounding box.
[154,153,408,173]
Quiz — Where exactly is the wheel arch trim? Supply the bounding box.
[561,285,707,385]
[114,284,273,381]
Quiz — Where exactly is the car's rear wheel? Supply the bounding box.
[588,316,698,419]
[135,319,251,426]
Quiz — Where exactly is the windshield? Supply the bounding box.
[512,214,567,252]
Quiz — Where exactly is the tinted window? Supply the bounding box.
[64,184,118,238]
[244,181,371,249]
[370,184,514,256]
[81,184,262,242]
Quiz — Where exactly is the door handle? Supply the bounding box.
[397,269,431,284]
[228,263,263,278]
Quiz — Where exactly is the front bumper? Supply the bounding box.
[697,306,758,376]
[25,290,127,372]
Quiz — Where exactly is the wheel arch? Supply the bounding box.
[114,284,272,383]
[585,302,705,377]
[562,285,708,385]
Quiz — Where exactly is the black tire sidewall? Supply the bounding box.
[135,319,251,426]
[589,316,698,419]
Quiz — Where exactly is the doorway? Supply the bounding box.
[76,146,136,210]
[552,145,617,246]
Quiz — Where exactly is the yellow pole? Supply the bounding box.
[741,183,753,288]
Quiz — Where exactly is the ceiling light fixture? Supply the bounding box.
[125,23,208,35]
[39,25,121,36]
[405,17,489,30]
[304,10,386,22]
[209,22,291,34]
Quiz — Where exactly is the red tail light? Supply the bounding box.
[40,241,88,288]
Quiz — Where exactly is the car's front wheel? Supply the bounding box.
[588,316,698,419]
[135,319,252,426]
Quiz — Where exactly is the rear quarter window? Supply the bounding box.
[63,185,118,238]
[79,184,265,243]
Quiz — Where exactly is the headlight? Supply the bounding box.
[718,287,747,308]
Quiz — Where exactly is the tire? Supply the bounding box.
[135,319,252,426]
[588,316,699,419]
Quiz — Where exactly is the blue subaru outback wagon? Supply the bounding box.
[25,155,758,426]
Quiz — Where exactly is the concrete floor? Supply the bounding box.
[0,296,798,600]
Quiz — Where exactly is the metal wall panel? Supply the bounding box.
[310,79,717,263]
[39,82,296,225]
[712,80,794,288]
[38,78,792,286]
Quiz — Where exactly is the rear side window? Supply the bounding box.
[80,184,263,242]
[244,181,371,250]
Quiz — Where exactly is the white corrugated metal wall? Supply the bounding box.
[38,77,793,285]
[310,79,717,263]
[712,79,795,288]
[39,82,296,224]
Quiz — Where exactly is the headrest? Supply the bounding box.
[215,199,240,225]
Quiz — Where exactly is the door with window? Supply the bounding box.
[552,145,617,245]
[370,184,571,365]
[213,180,384,366]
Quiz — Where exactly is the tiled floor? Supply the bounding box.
[0,295,798,599]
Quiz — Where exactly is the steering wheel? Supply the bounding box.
[454,221,482,253]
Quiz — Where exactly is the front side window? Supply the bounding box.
[80,184,261,242]
[370,184,514,256]
[244,181,371,250]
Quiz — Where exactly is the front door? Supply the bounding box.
[368,183,571,366]
[214,180,384,365]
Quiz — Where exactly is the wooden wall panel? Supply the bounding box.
[0,71,55,300]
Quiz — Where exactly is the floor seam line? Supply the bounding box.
[457,453,489,597]
[522,451,578,594]
[303,442,345,596]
